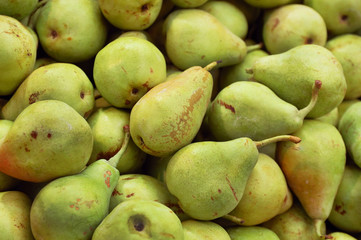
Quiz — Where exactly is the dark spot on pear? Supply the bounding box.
[131,88,139,94]
[141,4,149,12]
[47,133,52,138]
[341,14,348,22]
[122,177,135,180]
[50,30,58,39]
[25,147,30,152]
[27,52,32,56]
[80,91,85,99]
[271,18,280,31]
[30,131,37,139]
[97,147,120,160]
[112,189,123,196]
[125,100,131,105]
[305,37,313,44]
[126,193,135,198]
[67,37,72,41]
[29,92,40,104]
[218,189,222,193]
[129,215,147,232]
[217,100,235,113]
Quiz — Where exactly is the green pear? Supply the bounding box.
[304,0,361,35]
[328,164,361,233]
[224,0,261,24]
[315,107,339,126]
[119,30,153,41]
[263,4,327,54]
[163,9,247,70]
[262,201,326,240]
[35,0,108,63]
[325,34,361,100]
[0,15,37,96]
[0,0,38,20]
[98,0,162,30]
[337,99,360,122]
[198,1,248,39]
[30,127,130,240]
[0,191,34,240]
[94,36,167,108]
[219,49,269,90]
[143,155,172,182]
[338,102,361,168]
[171,0,208,8]
[226,226,280,240]
[1,63,95,121]
[206,80,321,141]
[165,135,300,220]
[33,57,56,70]
[0,100,93,182]
[247,44,347,118]
[277,120,346,236]
[129,62,214,157]
[328,232,358,240]
[227,153,292,226]
[110,174,188,220]
[243,0,298,8]
[182,220,230,240]
[92,199,184,240]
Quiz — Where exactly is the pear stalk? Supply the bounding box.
[297,80,322,119]
[246,43,263,52]
[204,61,219,71]
[222,214,245,226]
[255,135,301,149]
[107,125,130,168]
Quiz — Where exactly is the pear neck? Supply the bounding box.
[254,135,301,149]
[107,125,130,168]
[297,80,322,119]
[246,42,263,53]
[203,61,220,71]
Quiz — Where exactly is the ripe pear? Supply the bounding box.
[30,127,130,240]
[0,0,38,20]
[0,100,93,182]
[198,1,248,39]
[92,199,184,240]
[227,153,293,226]
[182,220,231,240]
[337,99,360,123]
[277,120,346,235]
[165,135,300,220]
[325,34,361,100]
[243,0,298,8]
[304,0,361,35]
[163,9,247,70]
[119,30,153,41]
[35,0,108,63]
[338,102,361,168]
[328,232,358,240]
[98,0,163,30]
[263,4,327,54]
[0,15,37,96]
[94,36,167,108]
[206,80,321,141]
[1,63,95,121]
[226,226,280,240]
[328,164,361,233]
[171,0,208,8]
[0,191,34,240]
[130,62,214,157]
[33,57,56,70]
[315,107,339,127]
[247,44,347,118]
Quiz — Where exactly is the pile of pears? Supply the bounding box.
[1,0,361,239]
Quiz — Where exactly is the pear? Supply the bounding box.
[33,57,56,70]
[277,120,346,237]
[327,232,358,240]
[119,30,153,41]
[247,44,347,118]
[35,0,108,63]
[263,4,327,54]
[93,36,167,108]
[337,99,360,123]
[1,63,95,121]
[0,15,37,96]
[163,9,247,70]
[243,0,298,8]
[328,164,361,233]
[198,1,248,39]
[338,102,361,168]
[304,0,361,35]
[129,62,214,157]
[0,191,34,240]
[92,199,184,240]
[206,80,321,141]
[143,155,172,182]
[325,34,361,100]
[0,100,93,182]
[110,174,187,220]
[98,0,163,30]
[226,226,280,240]
[165,135,300,220]
[171,0,208,8]
[182,220,231,240]
[0,0,38,20]
[227,153,293,226]
[30,126,130,240]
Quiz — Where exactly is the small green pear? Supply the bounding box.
[327,232,358,240]
[119,30,153,41]
[247,44,347,118]
[263,4,327,54]
[0,191,34,240]
[226,226,280,240]
[94,36,167,108]
[315,107,339,127]
[0,100,93,182]
[183,220,231,240]
[0,0,38,20]
[1,63,95,120]
[0,15,37,96]
[171,0,208,8]
[163,9,247,70]
[337,99,360,123]
[243,0,298,8]
[92,199,184,240]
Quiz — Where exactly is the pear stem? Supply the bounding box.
[245,68,253,74]
[298,80,322,119]
[314,219,331,239]
[255,135,301,149]
[246,42,263,52]
[107,125,130,168]
[222,214,245,226]
[204,61,220,71]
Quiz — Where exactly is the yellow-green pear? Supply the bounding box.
[171,0,208,8]
[328,232,358,240]
[0,0,38,20]
[243,0,298,8]
[226,226,280,240]
[337,99,360,124]
[182,220,231,240]
[315,107,339,127]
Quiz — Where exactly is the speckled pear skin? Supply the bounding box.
[30,160,120,240]
[0,191,34,240]
[164,9,247,70]
[226,226,280,240]
[182,220,231,240]
[248,44,346,118]
[129,64,213,157]
[0,100,93,182]
[1,63,95,121]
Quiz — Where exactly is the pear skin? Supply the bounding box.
[182,220,231,240]
[327,232,358,240]
[0,0,38,20]
[226,226,280,240]
[243,0,297,8]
